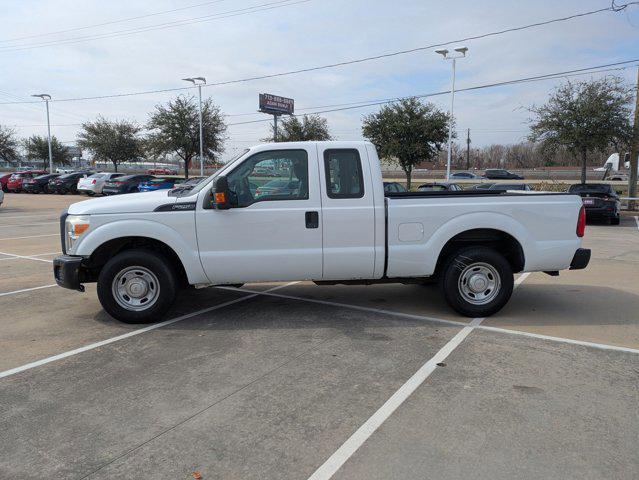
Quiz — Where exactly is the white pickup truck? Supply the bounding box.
[53,141,590,323]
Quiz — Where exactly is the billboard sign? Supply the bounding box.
[259,93,294,115]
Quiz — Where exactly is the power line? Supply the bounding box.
[0,0,310,53]
[225,60,639,126]
[0,0,231,44]
[0,2,636,104]
[6,59,638,128]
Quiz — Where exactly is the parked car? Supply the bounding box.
[56,167,76,174]
[77,172,124,196]
[383,182,407,193]
[49,171,94,194]
[417,182,463,192]
[6,170,48,192]
[483,169,524,180]
[450,171,481,179]
[471,183,494,190]
[147,167,178,175]
[53,141,590,323]
[170,176,206,194]
[22,173,60,193]
[102,174,155,195]
[138,177,181,192]
[254,179,300,198]
[488,183,531,191]
[568,183,621,225]
[1,173,13,192]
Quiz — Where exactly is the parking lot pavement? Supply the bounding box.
[0,296,462,479]
[1,193,638,479]
[330,329,639,480]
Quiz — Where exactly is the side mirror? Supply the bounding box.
[213,176,231,210]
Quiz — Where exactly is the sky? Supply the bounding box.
[0,0,638,162]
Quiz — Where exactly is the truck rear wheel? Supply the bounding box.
[97,249,177,323]
[440,247,513,318]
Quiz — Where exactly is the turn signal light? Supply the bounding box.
[215,192,226,204]
[74,224,89,236]
[576,205,586,237]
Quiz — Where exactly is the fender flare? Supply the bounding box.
[74,219,206,284]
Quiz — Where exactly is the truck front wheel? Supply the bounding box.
[97,249,177,323]
[440,247,513,318]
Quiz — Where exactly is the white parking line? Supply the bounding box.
[308,317,484,480]
[0,251,59,261]
[0,284,57,297]
[0,282,298,380]
[0,233,58,241]
[0,251,54,263]
[0,213,59,220]
[0,222,58,228]
[225,272,639,356]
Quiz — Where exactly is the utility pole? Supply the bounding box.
[31,94,53,172]
[435,46,468,180]
[182,77,206,177]
[273,114,279,142]
[466,128,471,170]
[628,67,639,211]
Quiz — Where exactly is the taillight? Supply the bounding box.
[576,205,586,237]
[91,179,96,184]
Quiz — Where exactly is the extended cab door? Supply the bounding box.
[196,147,323,284]
[318,145,377,280]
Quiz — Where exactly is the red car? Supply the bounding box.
[6,170,48,192]
[0,173,12,192]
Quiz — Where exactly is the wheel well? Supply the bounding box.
[86,236,188,286]
[434,229,525,275]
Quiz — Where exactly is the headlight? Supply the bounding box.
[65,215,90,252]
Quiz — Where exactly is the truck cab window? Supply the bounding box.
[324,149,364,199]
[226,150,308,207]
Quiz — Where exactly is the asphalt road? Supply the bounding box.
[0,192,638,479]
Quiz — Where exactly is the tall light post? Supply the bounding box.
[182,77,206,176]
[435,46,468,180]
[31,93,53,172]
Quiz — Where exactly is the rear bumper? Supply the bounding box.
[569,248,591,270]
[53,255,85,291]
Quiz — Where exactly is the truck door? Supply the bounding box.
[318,145,376,280]
[196,147,323,284]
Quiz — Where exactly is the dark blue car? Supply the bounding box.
[138,178,180,192]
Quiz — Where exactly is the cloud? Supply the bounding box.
[0,0,637,159]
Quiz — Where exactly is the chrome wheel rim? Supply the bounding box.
[458,262,501,305]
[112,266,160,311]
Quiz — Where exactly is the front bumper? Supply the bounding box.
[53,255,85,291]
[569,248,591,270]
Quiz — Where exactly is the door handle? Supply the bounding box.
[305,211,319,229]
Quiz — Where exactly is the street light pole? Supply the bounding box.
[435,47,468,180]
[182,77,207,176]
[31,94,53,172]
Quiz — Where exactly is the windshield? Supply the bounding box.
[171,149,249,197]
[569,184,609,192]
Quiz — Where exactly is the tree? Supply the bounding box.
[146,95,226,178]
[0,125,19,163]
[529,77,633,184]
[77,117,143,172]
[362,98,450,189]
[23,135,71,168]
[265,114,332,142]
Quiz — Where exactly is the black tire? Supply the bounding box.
[1,185,7,193]
[611,216,620,225]
[439,246,514,318]
[97,249,178,324]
